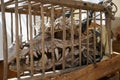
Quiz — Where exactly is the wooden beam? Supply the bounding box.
[32,0,105,11]
[0,0,106,16]
[33,54,120,80]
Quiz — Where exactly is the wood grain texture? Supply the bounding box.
[33,54,120,80]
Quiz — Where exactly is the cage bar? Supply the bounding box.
[62,6,66,69]
[51,4,55,72]
[86,10,89,65]
[100,11,103,58]
[26,14,29,41]
[19,14,22,36]
[11,12,13,43]
[15,0,21,78]
[40,3,45,74]
[1,0,8,79]
[28,0,34,76]
[93,11,97,66]
[79,9,82,66]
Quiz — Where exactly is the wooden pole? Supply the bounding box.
[106,13,112,58]
[51,5,55,72]
[11,12,13,43]
[71,8,74,66]
[19,14,22,36]
[105,12,112,58]
[1,0,8,79]
[26,14,29,41]
[28,0,34,76]
[93,12,96,66]
[62,7,66,69]
[79,9,82,66]
[34,15,36,36]
[41,3,45,74]
[86,10,89,65]
[100,11,103,58]
[15,0,20,78]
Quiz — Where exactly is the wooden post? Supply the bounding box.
[105,12,112,58]
[15,0,20,78]
[34,15,36,36]
[11,12,13,43]
[79,9,82,66]
[100,11,103,58]
[62,7,66,69]
[71,8,74,66]
[41,3,45,74]
[86,10,89,65]
[51,5,55,72]
[26,14,29,41]
[28,0,34,76]
[1,0,8,79]
[93,12,96,66]
[19,14,22,36]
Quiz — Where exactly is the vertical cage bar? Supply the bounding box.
[105,13,112,58]
[62,6,66,69]
[86,10,89,65]
[1,0,8,79]
[34,15,36,36]
[15,0,20,78]
[51,5,55,72]
[93,12,96,65]
[105,12,112,58]
[41,3,45,74]
[11,12,13,43]
[100,11,103,58]
[26,14,29,41]
[71,8,74,66]
[19,14,22,36]
[28,0,34,76]
[79,9,82,66]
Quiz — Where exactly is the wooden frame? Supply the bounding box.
[0,0,116,80]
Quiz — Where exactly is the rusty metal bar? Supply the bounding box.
[51,4,55,72]
[79,9,82,66]
[86,10,89,65]
[28,0,34,76]
[62,6,66,69]
[26,14,29,41]
[15,0,20,78]
[11,12,13,43]
[41,3,45,74]
[71,8,74,66]
[1,0,8,79]
[93,12,97,66]
[100,12,103,58]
